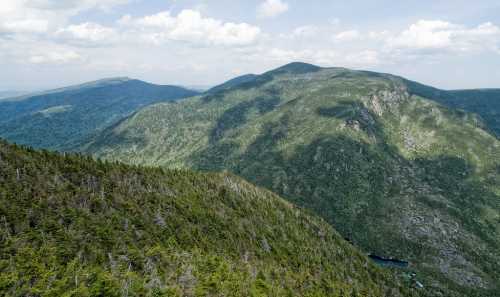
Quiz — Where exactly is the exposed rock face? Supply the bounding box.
[86,65,500,297]
[367,88,410,116]
[403,129,417,151]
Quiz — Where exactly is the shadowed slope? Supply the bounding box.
[404,80,500,137]
[0,78,199,151]
[86,63,500,297]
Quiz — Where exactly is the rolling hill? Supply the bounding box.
[0,139,419,296]
[0,78,198,151]
[85,63,500,297]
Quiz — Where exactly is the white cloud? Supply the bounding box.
[387,20,456,50]
[266,48,321,62]
[335,30,361,41]
[387,20,500,53]
[29,50,83,65]
[1,2,499,90]
[344,50,380,66]
[0,0,129,34]
[23,0,129,11]
[368,30,391,41]
[279,25,320,40]
[0,1,52,34]
[0,18,49,34]
[245,46,380,68]
[257,0,289,19]
[119,10,261,46]
[292,25,319,38]
[274,20,499,70]
[55,22,118,46]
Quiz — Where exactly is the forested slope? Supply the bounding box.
[86,63,500,297]
[0,139,416,296]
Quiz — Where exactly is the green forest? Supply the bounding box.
[0,140,419,296]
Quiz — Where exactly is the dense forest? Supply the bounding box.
[0,139,419,296]
[86,63,500,297]
[0,78,198,151]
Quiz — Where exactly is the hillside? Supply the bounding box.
[86,63,500,297]
[0,139,419,297]
[207,74,259,94]
[0,78,198,151]
[402,80,500,137]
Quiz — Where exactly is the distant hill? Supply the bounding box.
[446,89,500,137]
[0,78,199,151]
[0,90,30,100]
[0,139,417,296]
[86,62,500,297]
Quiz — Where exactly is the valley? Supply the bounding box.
[0,62,498,297]
[83,63,500,297]
[2,1,499,296]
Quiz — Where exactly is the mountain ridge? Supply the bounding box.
[398,78,500,137]
[207,74,259,94]
[85,62,500,297]
[0,139,418,296]
[0,77,134,103]
[0,79,199,151]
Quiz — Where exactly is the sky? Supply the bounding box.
[0,0,499,91]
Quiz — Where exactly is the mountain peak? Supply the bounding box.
[94,76,132,83]
[270,62,323,74]
[74,76,134,89]
[86,63,500,296]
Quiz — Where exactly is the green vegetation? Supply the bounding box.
[0,139,418,296]
[86,63,500,297]
[0,78,198,151]
[404,79,500,137]
[206,74,258,94]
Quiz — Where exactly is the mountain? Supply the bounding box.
[0,90,29,100]
[0,139,418,297]
[403,81,500,137]
[86,62,500,297]
[207,74,259,94]
[185,85,213,92]
[0,78,199,151]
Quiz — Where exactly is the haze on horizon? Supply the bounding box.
[1,0,499,91]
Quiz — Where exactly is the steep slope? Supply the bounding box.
[404,81,500,137]
[0,78,198,151]
[87,63,500,297]
[0,139,417,297]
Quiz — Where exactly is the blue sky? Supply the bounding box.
[1,0,499,90]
